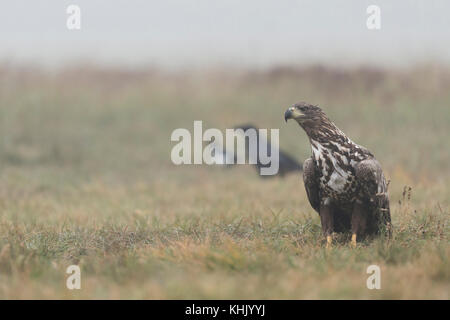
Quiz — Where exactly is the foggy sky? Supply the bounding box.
[1,0,449,69]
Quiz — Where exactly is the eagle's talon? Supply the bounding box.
[326,235,332,249]
[351,234,357,248]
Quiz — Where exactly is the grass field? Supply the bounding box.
[0,64,448,299]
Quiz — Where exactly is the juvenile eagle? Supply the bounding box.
[284,102,391,247]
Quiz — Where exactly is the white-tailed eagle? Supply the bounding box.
[285,102,391,247]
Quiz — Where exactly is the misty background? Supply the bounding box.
[1,0,449,69]
[0,0,449,300]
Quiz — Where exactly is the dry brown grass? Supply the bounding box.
[0,64,448,299]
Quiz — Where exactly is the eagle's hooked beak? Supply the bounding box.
[285,106,305,122]
[284,108,293,122]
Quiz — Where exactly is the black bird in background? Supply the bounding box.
[232,124,302,178]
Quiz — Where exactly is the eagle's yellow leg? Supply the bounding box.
[351,234,357,248]
[326,235,332,249]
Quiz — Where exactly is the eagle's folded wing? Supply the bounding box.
[355,159,391,233]
[355,159,386,202]
[303,158,320,213]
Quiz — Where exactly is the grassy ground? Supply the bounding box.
[0,64,448,299]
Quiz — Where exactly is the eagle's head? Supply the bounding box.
[284,102,338,140]
[284,102,327,125]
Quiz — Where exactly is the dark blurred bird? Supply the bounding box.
[284,102,391,247]
[234,124,302,178]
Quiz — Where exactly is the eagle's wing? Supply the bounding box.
[303,157,320,213]
[355,159,391,232]
[355,159,386,201]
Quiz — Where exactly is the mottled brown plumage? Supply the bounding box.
[285,102,391,246]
